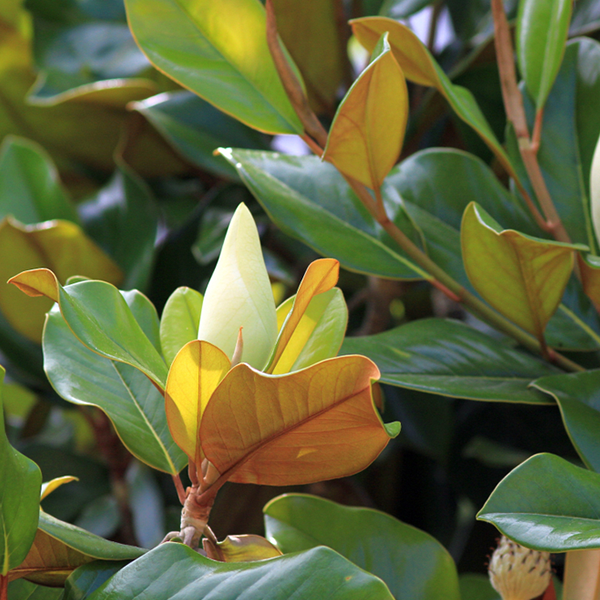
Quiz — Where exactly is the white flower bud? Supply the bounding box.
[488,536,551,600]
[197,203,277,369]
[591,132,600,251]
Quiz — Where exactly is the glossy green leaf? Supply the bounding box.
[0,366,42,576]
[264,494,460,600]
[462,202,583,340]
[125,0,303,134]
[201,356,398,485]
[79,166,158,291]
[341,318,557,404]
[159,287,203,366]
[478,453,600,551]
[132,91,269,178]
[533,370,600,474]
[218,148,429,281]
[63,561,129,600]
[44,304,186,475]
[350,17,517,181]
[87,543,394,600]
[516,0,572,109]
[507,39,600,252]
[0,136,77,225]
[323,33,408,191]
[11,271,168,389]
[458,574,501,600]
[11,511,144,585]
[6,578,63,599]
[271,0,345,113]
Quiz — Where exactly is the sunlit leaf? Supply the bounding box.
[165,340,230,465]
[40,477,78,501]
[0,366,42,576]
[266,258,340,373]
[323,33,407,191]
[516,0,572,110]
[160,287,203,366]
[10,511,143,585]
[10,270,167,388]
[203,534,282,562]
[351,17,516,180]
[44,304,187,475]
[264,493,461,600]
[461,202,583,340]
[201,355,398,485]
[478,453,600,552]
[125,0,303,134]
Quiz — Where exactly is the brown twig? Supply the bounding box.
[491,0,571,244]
[172,474,187,505]
[426,1,443,53]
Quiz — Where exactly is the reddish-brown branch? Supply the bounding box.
[172,473,187,505]
[0,575,7,600]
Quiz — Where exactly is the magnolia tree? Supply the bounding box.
[2,0,600,599]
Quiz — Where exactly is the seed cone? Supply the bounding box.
[488,535,551,600]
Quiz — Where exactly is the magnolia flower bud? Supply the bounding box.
[197,203,277,368]
[591,132,600,250]
[488,536,551,600]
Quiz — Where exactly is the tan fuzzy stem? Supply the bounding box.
[179,489,214,549]
[564,550,600,600]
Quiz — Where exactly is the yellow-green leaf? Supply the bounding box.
[461,203,583,340]
[0,219,122,342]
[322,33,407,191]
[203,534,282,562]
[40,477,77,501]
[266,258,342,374]
[201,355,399,486]
[579,254,600,309]
[351,17,515,181]
[165,340,231,465]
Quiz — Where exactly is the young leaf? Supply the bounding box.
[165,340,231,465]
[533,370,600,474]
[86,543,395,600]
[125,0,303,135]
[0,366,42,576]
[0,219,122,343]
[40,476,78,501]
[200,355,398,485]
[273,288,347,374]
[10,270,168,388]
[322,33,408,191]
[266,258,340,373]
[478,453,600,552]
[10,511,144,585]
[461,202,584,341]
[197,203,277,369]
[44,305,187,475]
[264,494,461,600]
[203,534,282,562]
[350,17,516,181]
[341,318,558,404]
[516,0,572,110]
[160,287,204,366]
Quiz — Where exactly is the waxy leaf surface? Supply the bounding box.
[533,370,600,473]
[201,356,398,485]
[11,511,143,585]
[517,0,572,109]
[11,270,168,388]
[7,578,63,599]
[165,340,230,465]
[478,453,600,551]
[0,219,122,343]
[323,33,408,190]
[125,0,303,134]
[350,17,515,179]
[273,288,347,374]
[62,561,129,600]
[267,258,340,373]
[160,287,203,366]
[203,534,282,562]
[462,203,582,339]
[44,304,186,475]
[87,543,394,600]
[0,136,77,225]
[341,319,557,404]
[0,366,42,576]
[264,494,460,600]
